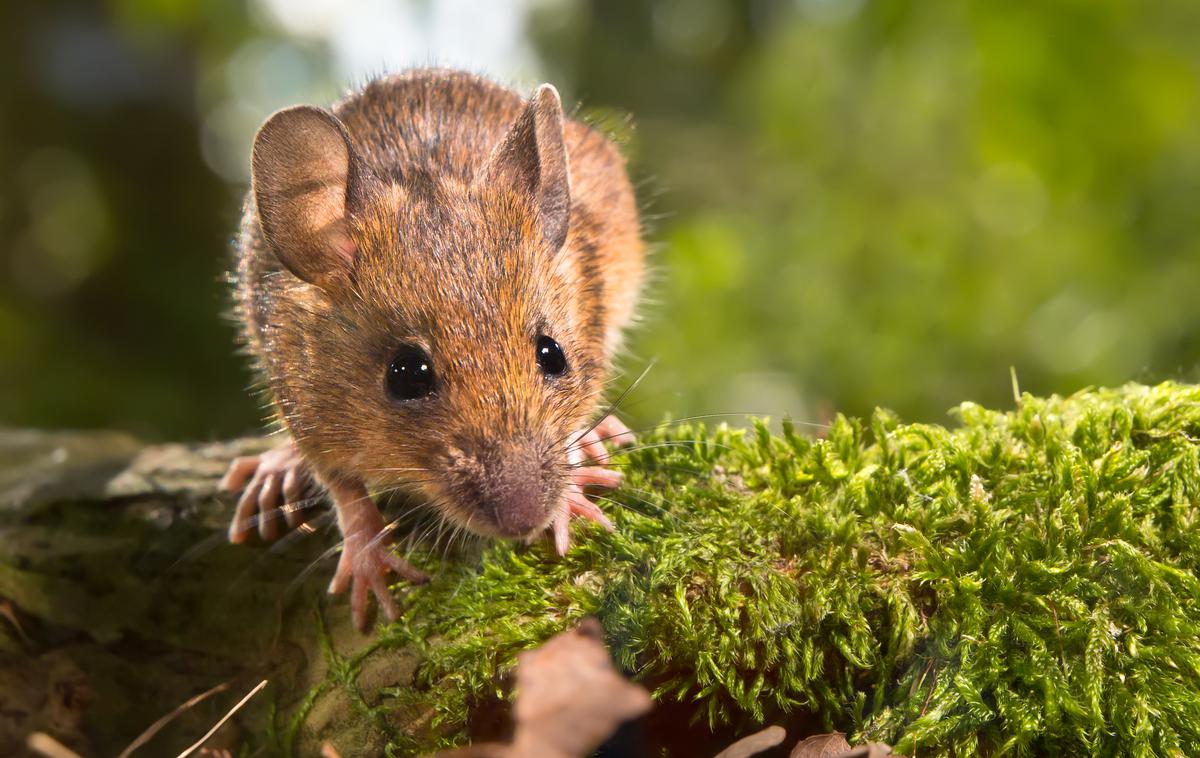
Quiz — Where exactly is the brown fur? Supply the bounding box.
[233,69,643,538]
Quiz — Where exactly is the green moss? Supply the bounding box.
[332,382,1200,756]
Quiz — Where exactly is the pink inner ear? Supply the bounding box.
[323,224,358,265]
[333,232,357,264]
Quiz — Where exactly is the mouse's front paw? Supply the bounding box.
[328,517,429,631]
[550,479,621,555]
[551,416,635,554]
[571,415,635,465]
[222,440,319,543]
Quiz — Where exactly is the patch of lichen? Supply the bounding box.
[324,382,1200,756]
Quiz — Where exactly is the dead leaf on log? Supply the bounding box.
[789,732,903,758]
[433,618,652,758]
[790,732,853,757]
[712,724,787,758]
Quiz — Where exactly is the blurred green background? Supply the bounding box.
[3,0,1200,441]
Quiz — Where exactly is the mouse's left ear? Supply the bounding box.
[251,105,370,291]
[477,84,571,252]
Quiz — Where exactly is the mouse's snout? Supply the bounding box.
[450,438,558,538]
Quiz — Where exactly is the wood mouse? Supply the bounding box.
[219,69,644,630]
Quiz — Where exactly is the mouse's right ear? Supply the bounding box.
[251,105,367,290]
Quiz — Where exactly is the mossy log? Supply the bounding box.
[7,382,1200,757]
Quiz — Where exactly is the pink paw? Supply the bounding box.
[327,493,428,631]
[570,415,637,465]
[222,441,317,543]
[552,416,635,555]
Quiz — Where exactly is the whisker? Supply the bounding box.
[457,513,482,562]
[370,478,441,494]
[266,509,336,556]
[576,440,738,458]
[452,521,474,561]
[225,511,335,592]
[433,518,449,557]
[283,541,344,603]
[412,513,443,551]
[558,360,657,449]
[174,493,330,573]
[168,531,234,573]
[442,521,465,565]
[566,461,708,478]
[590,488,688,526]
[573,411,811,450]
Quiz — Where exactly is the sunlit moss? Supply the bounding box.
[319,382,1200,756]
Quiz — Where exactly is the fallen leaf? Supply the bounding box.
[790,732,902,758]
[712,724,787,758]
[790,732,852,758]
[434,619,652,758]
[509,618,652,757]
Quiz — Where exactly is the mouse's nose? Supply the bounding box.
[472,444,552,537]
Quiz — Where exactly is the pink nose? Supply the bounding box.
[474,446,551,537]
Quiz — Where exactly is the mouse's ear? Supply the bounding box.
[251,105,367,289]
[477,84,571,252]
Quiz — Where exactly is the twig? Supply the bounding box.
[26,732,83,758]
[119,681,232,758]
[175,679,268,758]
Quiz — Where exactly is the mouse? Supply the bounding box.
[218,69,645,630]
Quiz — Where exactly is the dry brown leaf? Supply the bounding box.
[508,618,652,757]
[434,619,652,758]
[790,732,902,758]
[712,724,787,758]
[790,732,853,758]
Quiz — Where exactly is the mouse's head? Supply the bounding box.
[250,83,607,539]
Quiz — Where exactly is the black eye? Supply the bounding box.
[386,345,435,401]
[536,335,567,377]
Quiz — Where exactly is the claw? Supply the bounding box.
[550,487,615,555]
[231,477,263,543]
[553,510,571,556]
[595,415,636,447]
[221,456,260,492]
[224,444,427,631]
[566,488,614,531]
[258,473,283,541]
[222,440,316,543]
[551,416,632,554]
[572,466,623,489]
[327,480,428,631]
[577,430,611,464]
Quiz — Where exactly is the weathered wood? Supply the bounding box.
[0,429,409,757]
